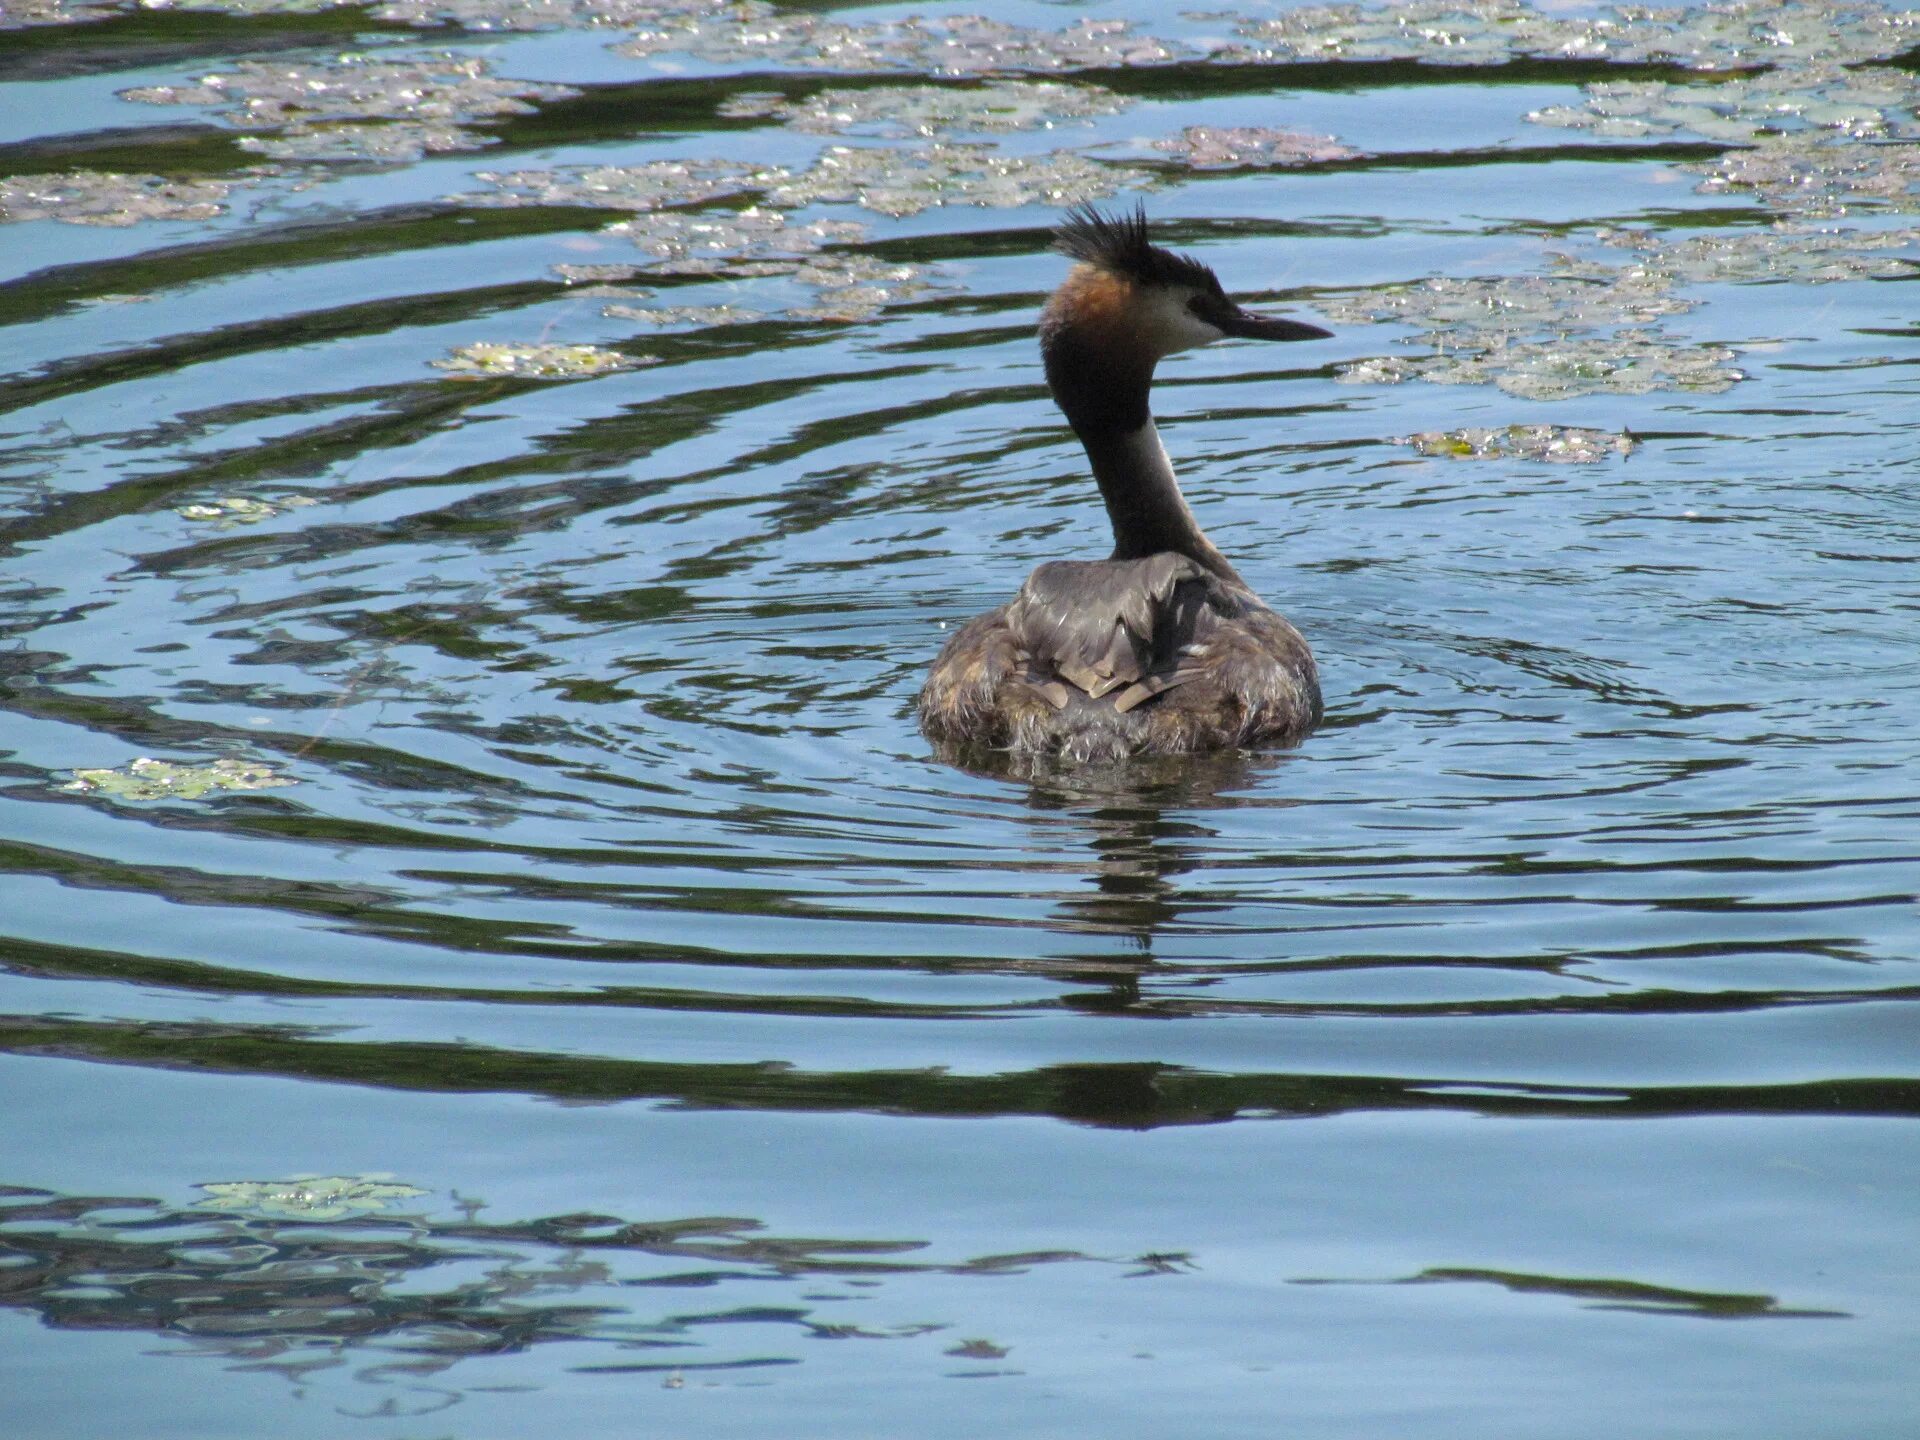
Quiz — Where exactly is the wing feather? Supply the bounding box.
[1006,555,1209,704]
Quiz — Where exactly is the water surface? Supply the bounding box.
[2,0,1918,1434]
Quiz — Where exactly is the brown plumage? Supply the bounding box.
[919,204,1330,765]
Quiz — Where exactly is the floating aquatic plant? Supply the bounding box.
[0,170,232,226]
[1326,267,1746,397]
[601,302,763,327]
[62,757,296,800]
[0,0,121,26]
[779,252,948,321]
[5,0,741,21]
[553,263,652,286]
[178,495,319,527]
[756,143,1145,218]
[1223,0,1920,71]
[1353,331,1745,400]
[195,1176,429,1220]
[1152,126,1359,170]
[617,9,1183,75]
[459,159,761,212]
[718,81,1129,138]
[600,208,866,274]
[1223,0,1551,67]
[1527,67,1920,144]
[242,120,491,162]
[431,342,650,378]
[1396,424,1636,462]
[1688,132,1920,215]
[466,144,1139,224]
[1578,225,1920,284]
[590,250,945,327]
[121,54,578,160]
[370,0,736,26]
[1319,273,1691,337]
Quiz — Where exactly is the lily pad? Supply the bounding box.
[431,342,650,378]
[194,1176,429,1220]
[1396,424,1636,462]
[718,81,1129,138]
[1152,126,1358,169]
[0,170,232,226]
[62,757,296,800]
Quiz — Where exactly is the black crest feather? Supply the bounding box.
[1053,202,1220,293]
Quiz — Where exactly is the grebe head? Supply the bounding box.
[1039,203,1329,433]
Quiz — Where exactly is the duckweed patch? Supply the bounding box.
[242,119,488,162]
[0,170,232,226]
[1222,0,1920,70]
[370,0,736,27]
[777,252,949,321]
[1689,133,1920,215]
[615,10,1183,75]
[718,81,1128,139]
[1354,331,1745,400]
[0,0,121,27]
[1528,68,1920,144]
[601,301,762,327]
[1152,126,1358,170]
[195,1177,430,1220]
[121,54,578,161]
[1396,424,1636,462]
[592,251,946,326]
[1324,268,1752,397]
[431,342,650,378]
[464,144,1140,224]
[757,143,1145,218]
[1581,225,1920,284]
[602,209,864,272]
[461,159,762,212]
[1320,273,1691,337]
[62,757,297,800]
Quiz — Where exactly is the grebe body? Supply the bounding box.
[919,205,1329,764]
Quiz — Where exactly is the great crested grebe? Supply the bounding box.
[919,203,1331,764]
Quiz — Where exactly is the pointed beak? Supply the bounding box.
[1214,305,1331,342]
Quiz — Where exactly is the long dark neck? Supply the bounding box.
[1042,326,1243,584]
[1080,421,1242,583]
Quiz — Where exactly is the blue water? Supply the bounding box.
[2,0,1917,1434]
